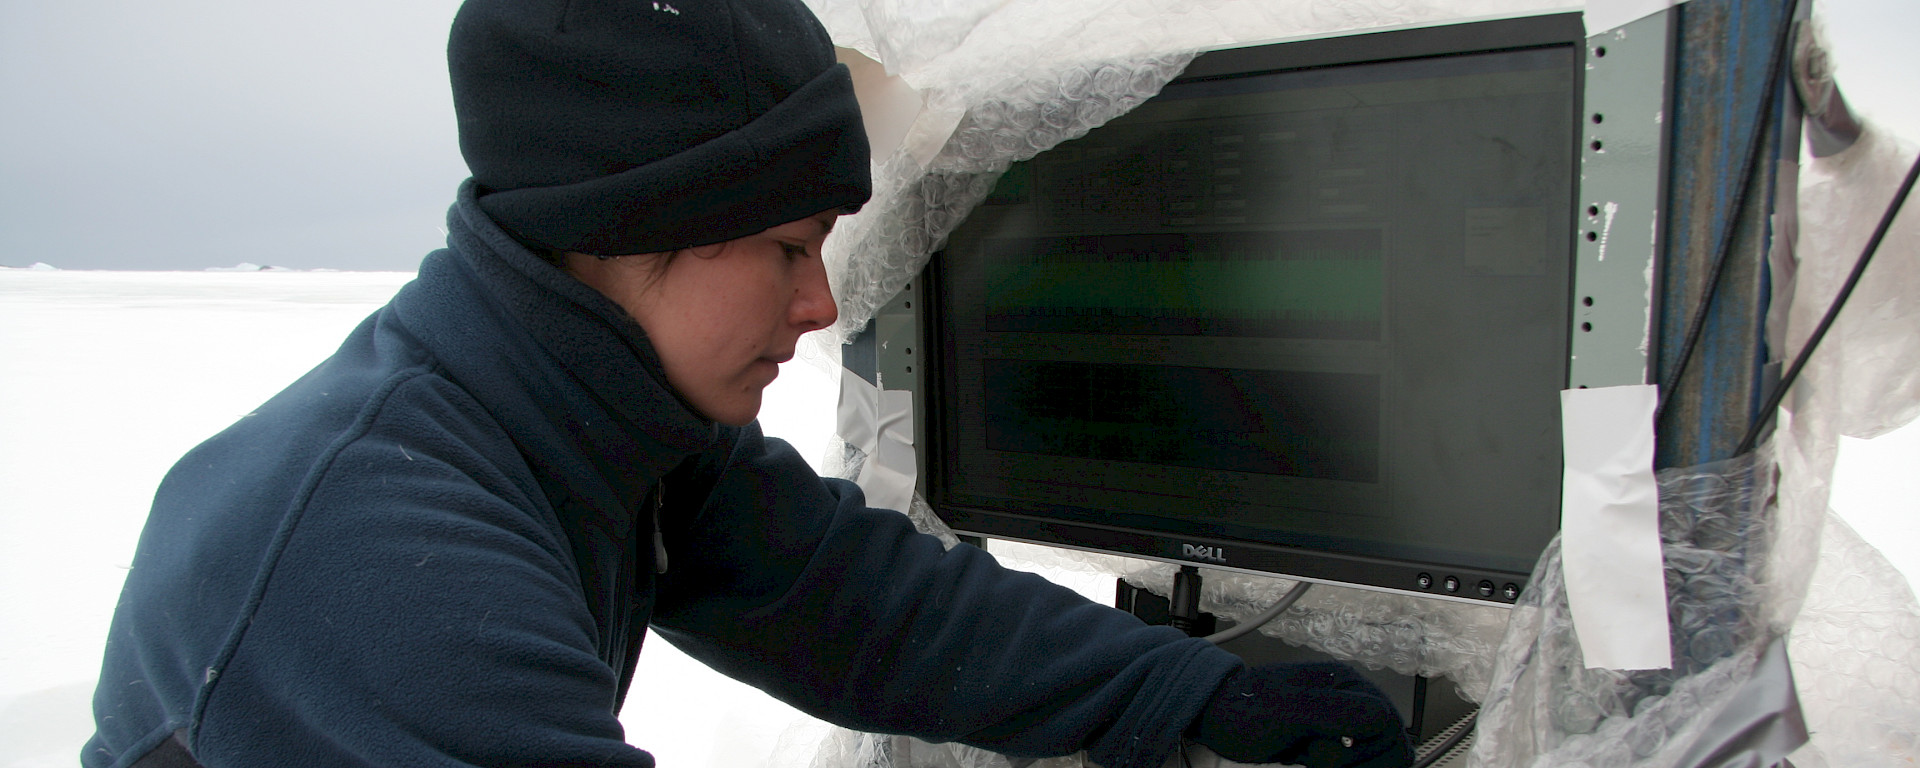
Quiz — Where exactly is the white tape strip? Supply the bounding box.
[837,367,881,454]
[1561,384,1672,671]
[837,47,925,164]
[837,368,918,513]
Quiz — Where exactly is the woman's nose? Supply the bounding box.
[791,255,838,333]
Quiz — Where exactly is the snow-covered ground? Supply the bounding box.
[1,269,1914,767]
[0,270,840,768]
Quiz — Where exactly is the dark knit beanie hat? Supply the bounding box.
[448,0,871,256]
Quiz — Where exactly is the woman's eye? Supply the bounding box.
[780,242,808,260]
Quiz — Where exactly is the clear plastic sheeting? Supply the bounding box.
[1786,126,1920,441]
[1785,512,1920,768]
[802,0,1582,350]
[1773,118,1920,768]
[816,53,1196,351]
[768,721,1088,768]
[1470,450,1791,768]
[811,0,1582,90]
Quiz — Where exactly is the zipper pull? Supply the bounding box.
[652,483,669,575]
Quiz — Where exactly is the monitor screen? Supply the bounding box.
[920,15,1584,603]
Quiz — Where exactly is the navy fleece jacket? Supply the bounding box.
[85,182,1243,768]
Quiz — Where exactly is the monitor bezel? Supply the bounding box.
[909,12,1592,606]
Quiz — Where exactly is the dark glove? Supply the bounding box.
[1188,662,1414,768]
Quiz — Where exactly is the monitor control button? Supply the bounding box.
[1416,573,1434,590]
[1502,583,1521,601]
[1477,580,1496,598]
[1443,576,1460,593]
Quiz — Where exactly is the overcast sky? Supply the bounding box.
[1,0,466,271]
[2,0,1915,271]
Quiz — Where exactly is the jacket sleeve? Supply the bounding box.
[648,425,1245,768]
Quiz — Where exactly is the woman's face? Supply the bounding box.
[567,210,840,426]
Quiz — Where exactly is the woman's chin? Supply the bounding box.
[701,386,768,427]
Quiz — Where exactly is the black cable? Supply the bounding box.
[1736,151,1920,455]
[1654,0,1803,423]
[1202,581,1311,645]
[1408,675,1429,748]
[1169,566,1204,636]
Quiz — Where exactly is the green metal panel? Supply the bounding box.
[1571,11,1677,390]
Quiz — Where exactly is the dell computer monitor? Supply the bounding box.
[917,14,1588,604]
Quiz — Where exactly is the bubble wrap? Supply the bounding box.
[817,53,1197,351]
[1772,117,1920,768]
[803,0,1582,348]
[1469,449,1784,768]
[1785,126,1920,440]
[768,720,1089,768]
[1785,512,1920,768]
[987,541,1511,703]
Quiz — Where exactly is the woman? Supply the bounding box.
[85,1,1412,766]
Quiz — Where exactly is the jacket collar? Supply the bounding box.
[393,181,725,539]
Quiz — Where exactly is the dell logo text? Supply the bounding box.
[1182,544,1226,563]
